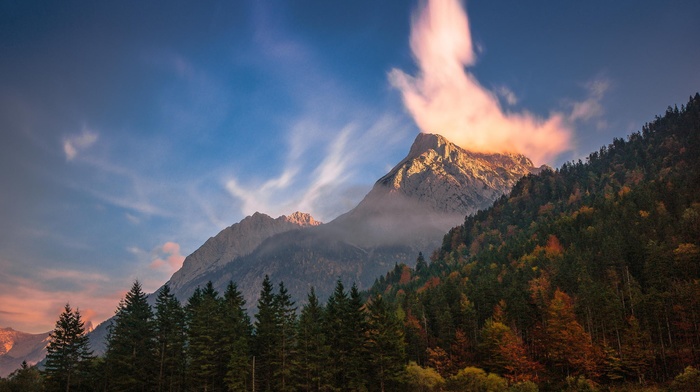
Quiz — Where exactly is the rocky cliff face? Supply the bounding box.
[0,327,51,377]
[374,133,543,215]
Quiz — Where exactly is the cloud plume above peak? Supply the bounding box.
[390,0,572,165]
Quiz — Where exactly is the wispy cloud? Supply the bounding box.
[568,78,610,128]
[224,112,408,222]
[63,128,98,161]
[389,0,573,165]
[495,86,518,106]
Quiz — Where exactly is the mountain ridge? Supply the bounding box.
[162,133,541,308]
[0,327,51,377]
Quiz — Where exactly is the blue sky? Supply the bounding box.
[1,0,698,332]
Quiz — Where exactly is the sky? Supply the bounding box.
[1,0,699,333]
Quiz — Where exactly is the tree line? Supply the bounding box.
[2,277,408,392]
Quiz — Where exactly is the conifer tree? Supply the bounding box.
[186,282,225,392]
[253,275,281,392]
[104,280,156,391]
[323,279,350,388]
[366,295,406,392]
[222,281,252,392]
[274,282,297,392]
[44,303,93,392]
[346,283,370,391]
[5,361,44,392]
[295,287,331,392]
[154,285,186,392]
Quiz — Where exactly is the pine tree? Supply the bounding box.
[295,287,331,391]
[253,275,281,392]
[366,295,406,392]
[186,282,225,392]
[5,361,44,392]
[154,285,186,392]
[274,282,297,392]
[104,280,156,391]
[222,281,252,392]
[346,283,370,391]
[323,279,350,389]
[44,303,93,392]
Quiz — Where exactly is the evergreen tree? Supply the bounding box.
[415,252,427,273]
[222,281,253,392]
[104,280,156,391]
[186,282,225,392]
[366,295,406,392]
[295,287,331,391]
[346,283,370,391]
[44,303,93,392]
[4,361,44,392]
[154,285,186,392]
[253,275,281,392]
[274,282,297,392]
[323,279,350,389]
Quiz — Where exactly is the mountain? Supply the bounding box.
[370,95,700,385]
[0,327,51,377]
[168,211,321,294]
[88,132,542,354]
[162,133,541,308]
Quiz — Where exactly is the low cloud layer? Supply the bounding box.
[390,0,573,165]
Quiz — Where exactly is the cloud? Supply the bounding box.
[495,86,518,106]
[225,113,409,222]
[389,0,573,165]
[568,78,610,128]
[63,128,98,161]
[0,263,123,333]
[149,241,185,273]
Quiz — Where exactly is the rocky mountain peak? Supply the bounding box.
[0,327,51,377]
[166,211,320,293]
[374,132,541,215]
[282,212,321,227]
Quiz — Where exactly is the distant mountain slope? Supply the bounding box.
[0,327,50,377]
[168,211,321,293]
[370,94,700,385]
[166,133,541,309]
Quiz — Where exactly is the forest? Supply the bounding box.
[2,94,700,391]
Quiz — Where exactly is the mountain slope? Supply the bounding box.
[167,133,541,309]
[168,211,320,293]
[0,327,51,377]
[370,94,700,384]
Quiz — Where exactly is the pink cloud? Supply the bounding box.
[390,0,573,165]
[149,241,185,273]
[0,271,124,333]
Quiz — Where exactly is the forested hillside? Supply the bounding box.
[371,94,700,389]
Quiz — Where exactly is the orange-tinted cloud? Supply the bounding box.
[149,241,185,273]
[390,0,572,165]
[0,269,124,334]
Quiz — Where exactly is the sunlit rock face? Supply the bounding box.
[374,133,544,215]
[0,327,51,377]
